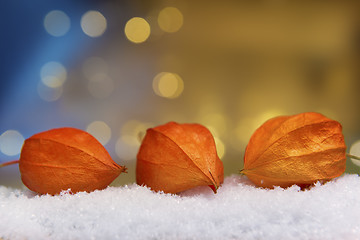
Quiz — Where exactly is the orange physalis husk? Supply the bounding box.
[136,122,224,194]
[19,127,126,195]
[241,112,346,189]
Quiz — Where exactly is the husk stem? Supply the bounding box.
[0,160,20,168]
[347,153,360,161]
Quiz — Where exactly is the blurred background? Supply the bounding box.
[0,0,359,188]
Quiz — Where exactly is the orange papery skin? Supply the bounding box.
[19,127,126,195]
[136,122,224,194]
[242,112,346,188]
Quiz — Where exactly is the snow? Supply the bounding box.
[1,175,360,240]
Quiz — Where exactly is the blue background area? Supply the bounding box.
[0,1,100,161]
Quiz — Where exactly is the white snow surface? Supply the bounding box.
[1,174,360,240]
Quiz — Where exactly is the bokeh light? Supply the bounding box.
[121,120,151,140]
[158,7,183,33]
[115,136,139,162]
[37,82,63,102]
[81,11,107,37]
[234,117,255,148]
[82,57,108,80]
[214,137,225,159]
[87,73,114,99]
[152,72,184,99]
[44,10,71,37]
[86,121,112,145]
[252,109,287,130]
[233,110,286,149]
[40,61,67,88]
[124,17,151,43]
[115,120,152,162]
[198,113,227,137]
[350,140,360,167]
[0,130,24,156]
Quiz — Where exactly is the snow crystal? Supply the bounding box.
[1,174,360,240]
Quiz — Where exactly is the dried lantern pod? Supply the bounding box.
[136,122,224,194]
[241,112,346,188]
[19,127,126,195]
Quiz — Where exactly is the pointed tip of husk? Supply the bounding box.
[207,170,220,193]
[208,184,218,193]
[121,166,128,174]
